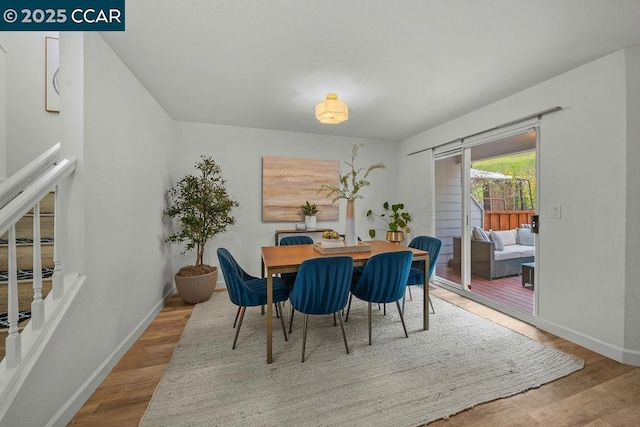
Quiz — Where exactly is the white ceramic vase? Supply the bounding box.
[345,200,357,246]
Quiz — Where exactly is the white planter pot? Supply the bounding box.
[304,215,317,229]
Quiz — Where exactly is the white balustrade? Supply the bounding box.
[52,189,63,299]
[0,146,76,372]
[5,226,21,369]
[31,202,44,330]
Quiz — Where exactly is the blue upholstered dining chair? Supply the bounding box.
[404,236,442,314]
[289,256,353,362]
[279,235,314,290]
[346,251,413,345]
[217,248,290,349]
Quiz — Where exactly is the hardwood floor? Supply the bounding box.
[68,287,640,426]
[68,294,195,426]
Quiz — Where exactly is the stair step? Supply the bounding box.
[0,215,54,241]
[0,310,31,329]
[0,243,54,270]
[0,268,54,282]
[0,277,53,323]
[0,237,55,245]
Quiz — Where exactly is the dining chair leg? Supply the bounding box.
[402,290,407,317]
[233,306,241,328]
[345,293,353,322]
[368,302,372,345]
[402,287,434,316]
[232,306,246,349]
[337,311,349,354]
[396,301,409,338]
[277,302,288,341]
[301,314,309,362]
[274,303,280,319]
[289,307,295,334]
[333,313,337,326]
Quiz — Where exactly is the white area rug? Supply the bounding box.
[141,287,583,426]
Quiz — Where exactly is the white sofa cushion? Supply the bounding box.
[493,244,535,260]
[492,229,517,246]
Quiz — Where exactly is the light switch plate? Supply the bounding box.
[550,204,561,219]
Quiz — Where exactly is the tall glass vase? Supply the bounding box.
[345,199,357,246]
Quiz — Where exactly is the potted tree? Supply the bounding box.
[318,144,386,246]
[367,202,412,244]
[301,201,319,229]
[164,155,239,304]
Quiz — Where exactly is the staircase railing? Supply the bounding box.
[0,143,60,209]
[0,143,76,369]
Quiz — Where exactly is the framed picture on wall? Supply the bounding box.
[45,37,60,113]
[262,156,339,222]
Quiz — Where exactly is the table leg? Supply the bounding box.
[424,254,429,330]
[266,272,273,363]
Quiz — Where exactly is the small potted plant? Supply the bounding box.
[301,201,319,230]
[164,155,239,304]
[367,202,412,244]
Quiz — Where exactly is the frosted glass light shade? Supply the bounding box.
[315,93,348,124]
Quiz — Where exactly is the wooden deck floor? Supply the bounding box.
[436,264,534,315]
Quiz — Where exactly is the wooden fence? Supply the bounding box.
[484,210,535,231]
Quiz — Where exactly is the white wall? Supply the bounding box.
[624,45,640,358]
[0,33,175,426]
[0,37,6,179]
[400,49,637,363]
[1,32,60,175]
[172,121,398,280]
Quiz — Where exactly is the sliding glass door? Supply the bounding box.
[433,127,538,318]
[467,132,537,316]
[434,154,464,289]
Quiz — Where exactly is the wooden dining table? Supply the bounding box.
[261,240,429,363]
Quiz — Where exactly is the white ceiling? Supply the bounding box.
[101,0,640,142]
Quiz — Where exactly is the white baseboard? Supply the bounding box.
[622,348,640,366]
[49,286,177,426]
[535,318,640,367]
[434,279,640,368]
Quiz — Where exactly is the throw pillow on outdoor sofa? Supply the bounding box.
[492,229,517,246]
[517,227,535,246]
[472,226,491,242]
[490,231,504,250]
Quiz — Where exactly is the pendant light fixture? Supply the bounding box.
[315,93,348,124]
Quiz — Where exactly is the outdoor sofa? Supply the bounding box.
[451,227,534,280]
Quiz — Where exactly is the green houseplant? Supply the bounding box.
[165,155,239,303]
[318,143,386,245]
[301,201,319,229]
[367,202,412,243]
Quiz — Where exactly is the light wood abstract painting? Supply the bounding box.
[262,156,339,222]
